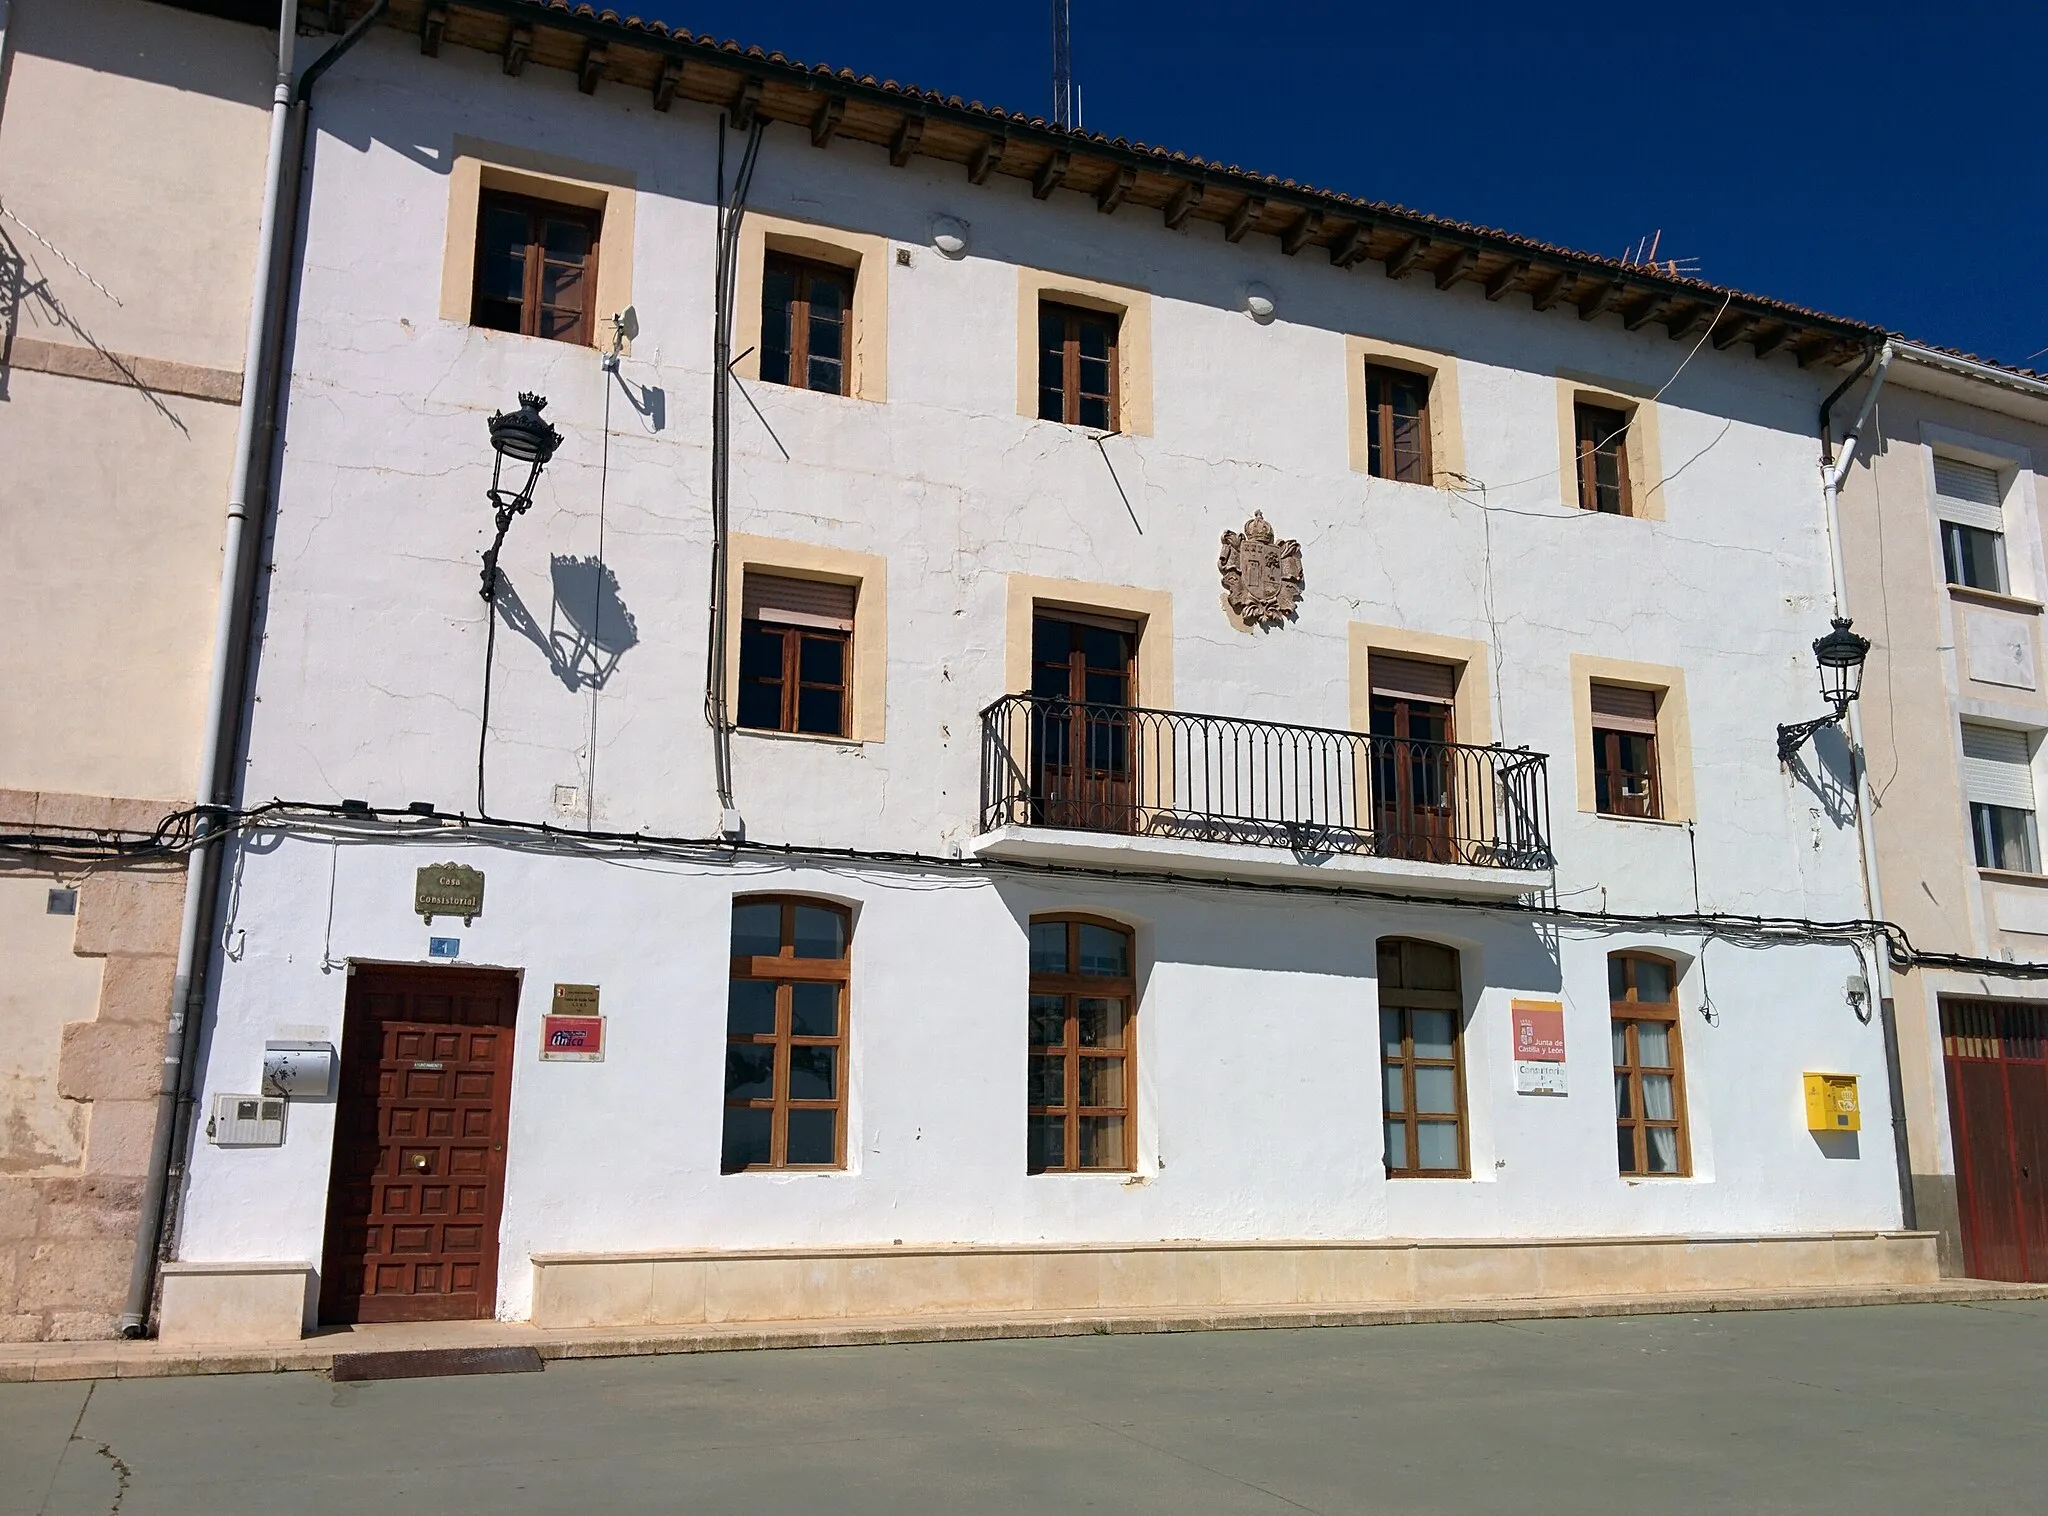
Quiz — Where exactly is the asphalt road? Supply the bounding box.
[6,1301,2046,1515]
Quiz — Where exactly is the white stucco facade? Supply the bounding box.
[171,30,1909,1326]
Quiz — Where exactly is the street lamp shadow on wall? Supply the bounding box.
[1776,617,1872,766]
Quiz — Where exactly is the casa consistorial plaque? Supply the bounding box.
[415,863,485,925]
[1219,511,1304,626]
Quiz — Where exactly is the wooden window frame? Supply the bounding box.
[738,620,851,738]
[1027,913,1136,1173]
[1038,300,1120,430]
[1378,937,1468,1179]
[470,189,601,346]
[1573,400,1634,515]
[1610,952,1690,1178]
[761,251,854,397]
[723,896,851,1172]
[1594,728,1662,819]
[1364,364,1433,486]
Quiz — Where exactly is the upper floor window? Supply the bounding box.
[738,573,854,738]
[724,897,850,1171]
[1038,301,1119,429]
[1365,365,1432,485]
[1935,457,2009,594]
[1378,937,1466,1177]
[1027,915,1135,1173]
[761,252,852,395]
[1610,952,1688,1176]
[472,191,600,344]
[1962,722,2040,873]
[1592,683,1661,819]
[1573,401,1633,515]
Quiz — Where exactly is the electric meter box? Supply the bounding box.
[209,1094,286,1147]
[1804,1072,1861,1132]
[262,1040,336,1098]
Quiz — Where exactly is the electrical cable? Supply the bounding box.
[34,797,2048,984]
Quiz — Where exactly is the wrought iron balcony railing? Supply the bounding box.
[979,694,1553,872]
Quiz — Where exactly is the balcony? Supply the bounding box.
[973,694,1554,899]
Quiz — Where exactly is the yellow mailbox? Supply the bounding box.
[1804,1073,1861,1132]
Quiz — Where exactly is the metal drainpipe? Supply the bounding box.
[1815,340,1914,1233]
[121,0,389,1339]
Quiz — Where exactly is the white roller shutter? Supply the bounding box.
[742,572,856,629]
[1961,723,2036,810]
[1935,458,2005,534]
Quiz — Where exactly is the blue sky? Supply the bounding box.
[625,0,2043,367]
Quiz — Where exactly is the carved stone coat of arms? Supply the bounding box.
[1219,512,1304,625]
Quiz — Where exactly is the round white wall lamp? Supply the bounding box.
[930,215,970,259]
[1242,282,1276,322]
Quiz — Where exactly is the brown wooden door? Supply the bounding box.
[320,965,520,1324]
[1030,613,1138,833]
[1941,999,2048,1283]
[1369,691,1457,864]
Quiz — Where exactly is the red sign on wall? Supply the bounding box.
[1511,1000,1566,1062]
[540,1014,605,1062]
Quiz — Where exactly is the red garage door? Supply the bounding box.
[1942,999,2048,1283]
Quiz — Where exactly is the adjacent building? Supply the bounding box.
[1834,345,2048,1283]
[0,0,272,1340]
[148,2,1937,1341]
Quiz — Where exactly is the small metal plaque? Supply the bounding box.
[428,937,460,959]
[551,983,600,1017]
[415,864,485,925]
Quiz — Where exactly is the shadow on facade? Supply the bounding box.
[494,554,640,692]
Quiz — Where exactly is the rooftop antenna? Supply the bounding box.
[1052,0,1074,130]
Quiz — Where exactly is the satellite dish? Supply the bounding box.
[614,306,640,342]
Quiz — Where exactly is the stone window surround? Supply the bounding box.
[1554,371,1666,521]
[1343,335,1466,486]
[1346,622,1493,745]
[726,534,888,744]
[731,213,891,403]
[1014,266,1154,437]
[1569,654,1696,822]
[438,136,636,352]
[1002,574,1173,707]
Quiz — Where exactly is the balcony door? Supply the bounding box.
[1369,656,1458,863]
[1031,612,1138,833]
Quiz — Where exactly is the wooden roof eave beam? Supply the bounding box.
[1383,236,1428,280]
[1328,220,1372,268]
[1710,314,1760,351]
[1484,260,1529,301]
[1619,291,1664,331]
[1433,246,1476,291]
[1163,181,1205,230]
[1033,150,1071,200]
[1096,165,1137,214]
[1224,195,1266,243]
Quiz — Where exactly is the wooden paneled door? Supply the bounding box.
[1941,999,2048,1283]
[1029,613,1139,834]
[320,965,520,1324]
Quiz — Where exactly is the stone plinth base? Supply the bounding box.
[530,1232,1939,1331]
[158,1262,316,1344]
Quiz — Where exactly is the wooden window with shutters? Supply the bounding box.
[738,573,855,738]
[471,191,601,345]
[1573,401,1633,515]
[1027,915,1135,1172]
[723,897,851,1171]
[1369,656,1458,863]
[1378,938,1467,1177]
[1365,365,1432,485]
[761,252,854,396]
[1611,952,1689,1177]
[1592,683,1662,819]
[1038,300,1119,430]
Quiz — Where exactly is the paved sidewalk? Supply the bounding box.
[5,1299,2047,1515]
[1,1276,2042,1382]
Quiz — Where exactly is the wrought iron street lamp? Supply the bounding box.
[1776,617,1871,764]
[479,392,563,602]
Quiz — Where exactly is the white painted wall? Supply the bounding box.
[183,834,1898,1320]
[173,33,1897,1316]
